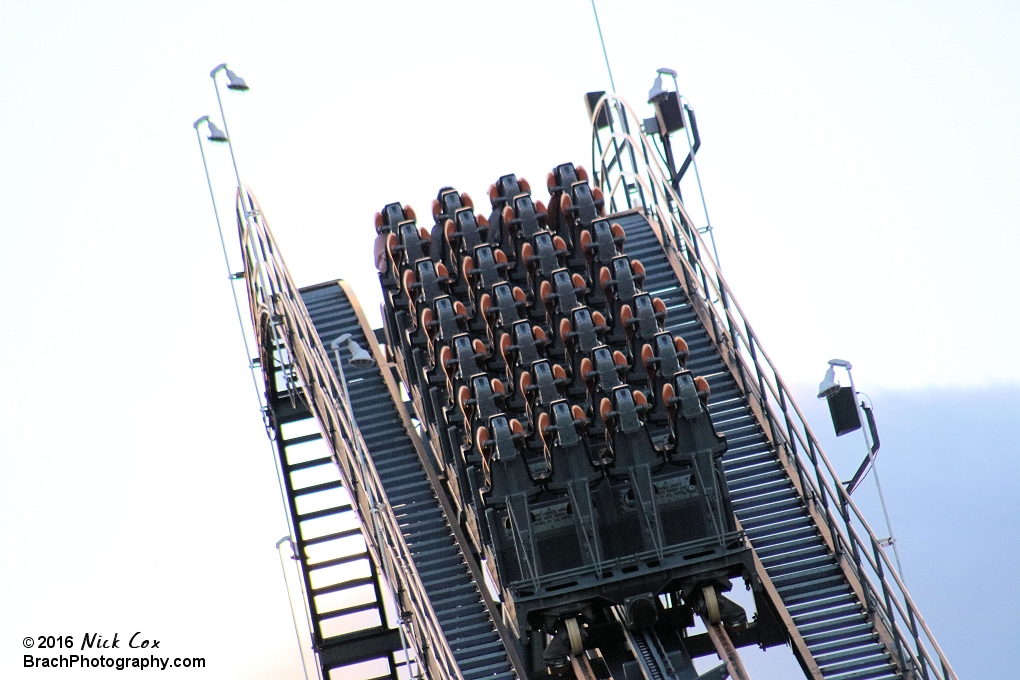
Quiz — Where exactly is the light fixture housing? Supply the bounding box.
[224,68,249,91]
[817,366,840,399]
[349,344,375,368]
[818,361,862,436]
[210,63,250,91]
[193,116,229,143]
[647,74,665,103]
[332,333,376,368]
[205,120,228,142]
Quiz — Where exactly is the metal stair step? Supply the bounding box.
[314,600,380,620]
[762,554,837,580]
[724,432,770,450]
[744,512,818,535]
[405,524,455,546]
[407,539,457,560]
[815,641,888,668]
[293,479,344,496]
[424,574,475,596]
[370,457,422,476]
[386,487,438,505]
[754,537,829,563]
[721,445,776,467]
[306,551,371,571]
[734,489,803,509]
[820,652,894,679]
[444,627,501,648]
[300,527,363,547]
[825,669,898,680]
[809,630,879,657]
[725,466,788,489]
[454,639,507,659]
[785,595,860,623]
[286,454,333,472]
[740,511,815,534]
[439,619,495,640]
[378,468,428,486]
[460,656,514,676]
[793,602,863,627]
[415,562,467,580]
[802,621,875,647]
[430,590,485,611]
[772,566,846,596]
[715,422,761,441]
[310,575,376,596]
[797,611,870,638]
[736,505,808,531]
[296,504,353,522]
[436,611,491,635]
[781,583,853,608]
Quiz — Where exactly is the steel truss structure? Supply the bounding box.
[228,95,957,680]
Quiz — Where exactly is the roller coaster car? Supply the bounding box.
[377,169,777,675]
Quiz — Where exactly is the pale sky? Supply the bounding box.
[1,2,1017,678]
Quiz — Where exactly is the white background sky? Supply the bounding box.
[1,1,1017,678]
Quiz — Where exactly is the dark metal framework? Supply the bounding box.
[227,94,960,680]
[374,170,787,678]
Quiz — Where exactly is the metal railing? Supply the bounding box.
[236,187,461,680]
[588,94,957,680]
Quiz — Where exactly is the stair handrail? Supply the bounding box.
[236,187,467,680]
[588,93,958,680]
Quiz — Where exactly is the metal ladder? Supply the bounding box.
[264,374,407,679]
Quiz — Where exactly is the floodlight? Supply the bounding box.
[332,333,376,368]
[210,63,250,91]
[817,366,840,399]
[205,120,228,142]
[224,68,249,91]
[349,343,375,368]
[647,74,665,103]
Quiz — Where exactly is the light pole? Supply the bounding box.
[645,68,719,264]
[209,63,251,221]
[276,536,314,680]
[193,115,261,396]
[196,109,319,676]
[818,359,905,578]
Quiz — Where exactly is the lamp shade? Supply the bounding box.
[224,68,249,91]
[206,120,228,142]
